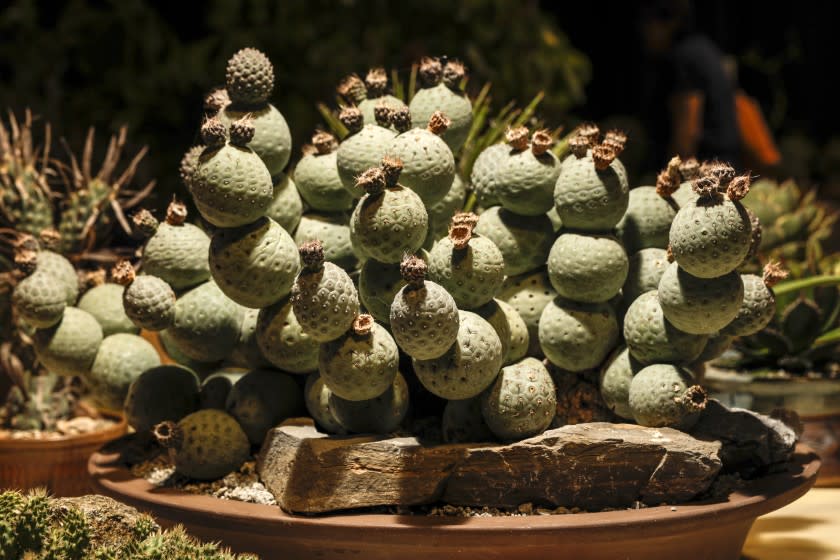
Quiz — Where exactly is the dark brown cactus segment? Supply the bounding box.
[338,107,364,135]
[312,131,336,155]
[442,59,466,89]
[166,200,188,226]
[229,117,256,146]
[568,134,590,158]
[356,167,388,196]
[506,126,530,152]
[427,111,451,136]
[400,254,427,288]
[531,130,554,156]
[418,56,443,87]
[152,420,183,450]
[203,87,230,113]
[299,240,325,271]
[111,259,136,286]
[352,313,374,336]
[365,67,389,97]
[763,261,789,288]
[726,174,751,201]
[576,123,600,146]
[448,212,479,250]
[603,129,627,156]
[380,156,403,187]
[201,117,227,148]
[337,74,367,104]
[391,106,412,133]
[592,145,616,171]
[132,209,159,237]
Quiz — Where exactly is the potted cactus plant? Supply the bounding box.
[0,110,159,496]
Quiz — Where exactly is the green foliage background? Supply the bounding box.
[0,0,590,206]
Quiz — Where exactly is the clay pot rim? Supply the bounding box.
[88,444,819,537]
[1,411,127,450]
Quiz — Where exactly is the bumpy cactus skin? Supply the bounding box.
[124,364,200,433]
[623,290,708,365]
[33,307,103,377]
[329,371,410,434]
[547,232,628,303]
[538,298,618,372]
[628,364,706,430]
[657,262,744,335]
[165,281,244,363]
[78,283,138,336]
[599,346,641,420]
[87,333,161,410]
[480,357,557,441]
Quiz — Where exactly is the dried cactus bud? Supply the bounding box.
[418,56,443,87]
[132,209,159,237]
[762,261,789,288]
[679,157,701,180]
[337,74,367,104]
[299,240,325,271]
[166,200,188,226]
[312,131,336,155]
[506,126,530,151]
[338,107,364,134]
[38,229,61,251]
[229,117,256,146]
[111,260,136,286]
[352,313,374,336]
[152,421,183,450]
[679,385,708,413]
[442,59,466,89]
[726,174,751,200]
[592,144,617,171]
[666,244,675,263]
[201,117,227,147]
[400,254,427,287]
[179,145,204,190]
[449,212,478,250]
[700,160,736,185]
[365,67,389,97]
[356,167,388,195]
[655,157,683,197]
[14,247,38,275]
[691,174,723,200]
[373,103,392,127]
[531,130,554,156]
[300,144,318,157]
[380,156,404,187]
[603,129,627,155]
[427,111,451,136]
[203,87,230,113]
[568,134,590,158]
[576,123,600,146]
[390,106,412,133]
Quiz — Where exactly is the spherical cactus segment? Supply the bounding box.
[480,357,557,441]
[329,371,410,434]
[592,144,617,171]
[538,298,619,372]
[530,129,554,156]
[33,307,103,377]
[226,369,304,445]
[179,145,205,191]
[201,117,227,148]
[623,290,708,365]
[599,346,642,420]
[298,239,325,271]
[139,210,211,291]
[374,103,392,127]
[474,206,554,277]
[442,59,466,89]
[132,209,159,237]
[390,106,412,133]
[744,207,762,262]
[304,372,347,434]
[628,364,706,430]
[657,262,744,335]
[229,116,256,146]
[338,106,364,135]
[12,270,67,328]
[337,74,367,105]
[124,364,201,433]
[166,281,244,362]
[87,333,161,411]
[546,232,628,303]
[418,56,443,87]
[506,126,530,152]
[256,297,319,373]
[121,271,176,332]
[77,282,138,336]
[380,155,403,187]
[365,67,388,96]
[721,262,788,338]
[225,47,274,106]
[426,111,451,136]
[203,86,230,114]
[568,134,590,159]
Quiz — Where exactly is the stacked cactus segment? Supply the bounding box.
[108,48,785,484]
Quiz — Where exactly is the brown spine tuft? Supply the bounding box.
[655,157,683,198]
[427,111,451,136]
[299,240,325,271]
[592,144,616,171]
[380,156,404,187]
[312,131,336,155]
[400,254,427,287]
[390,106,412,133]
[132,209,159,237]
[576,123,601,146]
[700,160,736,185]
[442,60,467,89]
[352,314,375,336]
[356,167,388,195]
[38,229,61,251]
[166,200,188,226]
[200,117,227,148]
[338,107,364,135]
[448,212,479,250]
[364,67,388,97]
[152,421,183,450]
[418,57,443,87]
[680,385,708,412]
[762,261,789,288]
[373,103,392,127]
[603,129,628,156]
[203,87,230,114]
[531,130,554,156]
[691,175,724,201]
[506,126,530,152]
[726,174,751,200]
[679,157,701,180]
[337,74,367,104]
[14,244,38,276]
[229,116,255,146]
[666,244,675,263]
[568,134,590,158]
[111,260,136,286]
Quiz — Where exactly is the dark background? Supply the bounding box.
[1,0,837,206]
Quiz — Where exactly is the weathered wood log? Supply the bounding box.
[257,422,722,514]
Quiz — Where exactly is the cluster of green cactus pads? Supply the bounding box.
[0,488,256,559]
[107,49,783,484]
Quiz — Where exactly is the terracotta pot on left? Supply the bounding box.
[0,411,127,497]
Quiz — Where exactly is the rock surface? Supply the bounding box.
[257,422,722,514]
[49,494,159,550]
[690,399,797,475]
